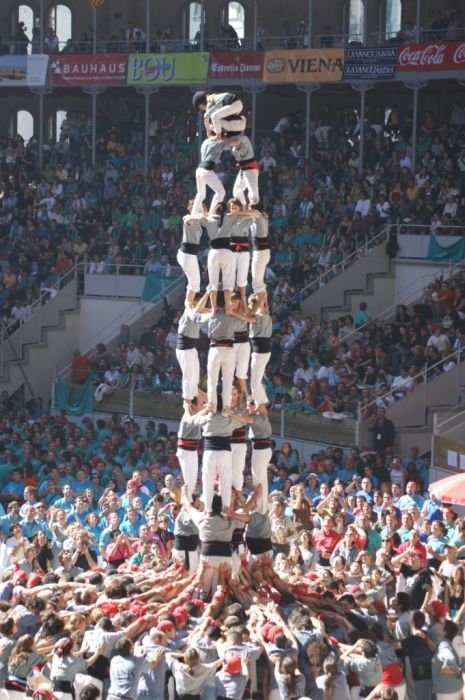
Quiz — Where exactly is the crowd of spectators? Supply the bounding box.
[4,94,456,418]
[0,403,462,700]
[1,98,464,321]
[83,260,465,420]
[3,24,465,700]
[6,8,465,56]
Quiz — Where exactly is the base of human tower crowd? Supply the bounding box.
[2,90,464,700]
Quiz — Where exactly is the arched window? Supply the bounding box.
[48,109,66,141]
[48,3,72,46]
[226,2,245,40]
[187,2,202,42]
[13,110,34,142]
[385,0,402,39]
[347,0,364,43]
[10,4,35,52]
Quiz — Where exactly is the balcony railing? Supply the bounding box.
[300,225,389,301]
[4,26,465,56]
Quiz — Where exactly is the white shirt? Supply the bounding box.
[355,198,371,217]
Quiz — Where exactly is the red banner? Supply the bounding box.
[396,40,465,71]
[49,54,128,86]
[209,51,263,80]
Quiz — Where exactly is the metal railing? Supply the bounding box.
[357,346,464,423]
[0,264,77,339]
[57,272,184,384]
[340,257,465,347]
[0,262,183,389]
[0,262,181,339]
[5,27,465,56]
[390,223,465,237]
[300,225,388,300]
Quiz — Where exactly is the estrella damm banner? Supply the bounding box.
[263,48,344,83]
[127,52,209,85]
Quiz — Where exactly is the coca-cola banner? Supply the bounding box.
[49,54,128,86]
[209,52,263,80]
[396,40,465,72]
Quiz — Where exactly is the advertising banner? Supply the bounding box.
[0,54,48,87]
[127,52,209,85]
[209,51,263,80]
[343,46,397,80]
[49,54,128,86]
[396,40,465,71]
[263,48,343,83]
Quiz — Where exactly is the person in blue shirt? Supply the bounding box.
[337,464,359,483]
[427,520,449,569]
[313,483,331,507]
[19,486,38,518]
[421,492,443,521]
[322,458,339,484]
[20,505,42,540]
[303,473,320,502]
[40,479,61,506]
[84,512,103,546]
[0,501,21,536]
[356,477,374,504]
[120,481,150,510]
[54,484,76,512]
[66,496,91,525]
[158,502,178,534]
[34,502,53,540]
[120,507,145,539]
[402,446,429,491]
[99,511,121,559]
[136,467,156,496]
[397,482,424,511]
[354,301,370,327]
[2,469,25,502]
[73,469,93,494]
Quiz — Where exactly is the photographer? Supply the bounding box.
[105,531,134,568]
[72,533,98,571]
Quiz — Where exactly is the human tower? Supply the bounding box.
[174,91,273,517]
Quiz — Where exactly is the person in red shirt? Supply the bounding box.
[313,515,342,566]
[437,281,455,307]
[55,252,73,275]
[71,349,90,384]
[395,529,427,567]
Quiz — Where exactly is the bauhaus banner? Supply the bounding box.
[396,40,465,72]
[209,52,263,80]
[49,54,128,86]
[263,49,343,83]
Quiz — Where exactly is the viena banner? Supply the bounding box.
[263,49,343,83]
[0,54,48,87]
[343,47,397,80]
[127,52,209,85]
[49,54,128,86]
[396,40,465,71]
[209,52,263,80]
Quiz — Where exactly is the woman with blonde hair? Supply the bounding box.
[169,647,222,700]
[316,655,350,700]
[6,634,44,697]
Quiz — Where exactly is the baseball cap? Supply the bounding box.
[158,620,175,633]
